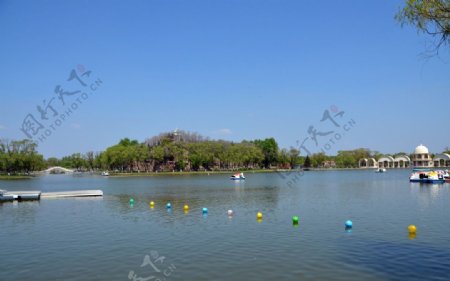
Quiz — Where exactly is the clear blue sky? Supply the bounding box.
[0,0,449,158]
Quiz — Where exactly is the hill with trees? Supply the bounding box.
[2,130,449,174]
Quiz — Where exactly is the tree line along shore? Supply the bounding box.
[1,130,449,176]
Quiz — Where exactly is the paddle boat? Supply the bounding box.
[444,170,450,183]
[230,172,245,180]
[375,168,386,173]
[409,170,445,184]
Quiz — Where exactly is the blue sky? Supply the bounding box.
[0,0,449,158]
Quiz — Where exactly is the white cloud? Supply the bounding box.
[70,123,81,129]
[216,128,232,136]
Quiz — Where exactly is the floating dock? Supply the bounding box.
[0,189,103,202]
[41,190,103,199]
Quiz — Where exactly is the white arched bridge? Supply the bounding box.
[42,166,75,174]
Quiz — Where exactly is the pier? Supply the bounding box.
[0,189,103,202]
[41,190,103,199]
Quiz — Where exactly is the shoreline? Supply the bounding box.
[0,168,415,180]
[107,167,412,177]
[109,169,278,177]
[0,175,34,180]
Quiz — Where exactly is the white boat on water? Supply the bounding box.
[230,172,245,180]
[101,171,110,176]
[375,168,386,173]
[409,170,445,184]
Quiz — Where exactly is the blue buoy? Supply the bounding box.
[345,220,353,228]
[166,202,172,209]
[202,207,208,214]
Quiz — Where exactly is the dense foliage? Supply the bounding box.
[39,131,302,172]
[2,133,449,173]
[396,0,450,51]
[0,139,46,174]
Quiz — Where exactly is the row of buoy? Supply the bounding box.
[130,198,417,234]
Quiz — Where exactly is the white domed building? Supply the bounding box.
[411,144,433,168]
[359,144,449,169]
[433,153,450,168]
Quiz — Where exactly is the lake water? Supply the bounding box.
[1,170,450,281]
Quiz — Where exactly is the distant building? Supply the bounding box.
[433,153,450,168]
[411,144,433,168]
[377,156,394,168]
[359,144,450,169]
[358,158,378,168]
[376,155,411,169]
[321,160,336,168]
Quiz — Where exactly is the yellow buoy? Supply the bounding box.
[408,225,417,234]
[184,204,189,211]
[257,212,263,219]
[150,201,155,208]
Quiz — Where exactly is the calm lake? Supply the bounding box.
[1,170,449,281]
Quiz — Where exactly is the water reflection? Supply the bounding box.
[338,238,450,281]
[0,201,40,224]
[410,182,446,209]
[104,178,282,219]
[2,170,450,281]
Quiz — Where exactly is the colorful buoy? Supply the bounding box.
[129,198,135,204]
[257,212,263,219]
[184,204,189,211]
[227,210,234,216]
[202,207,208,214]
[150,201,155,207]
[166,202,172,209]
[292,216,299,225]
[345,220,353,228]
[408,225,417,234]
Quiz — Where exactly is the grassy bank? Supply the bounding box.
[107,168,385,177]
[109,169,279,177]
[0,175,34,180]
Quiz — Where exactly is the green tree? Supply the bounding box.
[0,139,45,173]
[85,151,95,170]
[150,146,164,163]
[310,153,327,168]
[278,148,290,168]
[46,157,60,167]
[253,138,279,168]
[396,0,450,51]
[288,148,300,168]
[304,155,311,168]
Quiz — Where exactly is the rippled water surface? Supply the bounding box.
[1,170,449,281]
